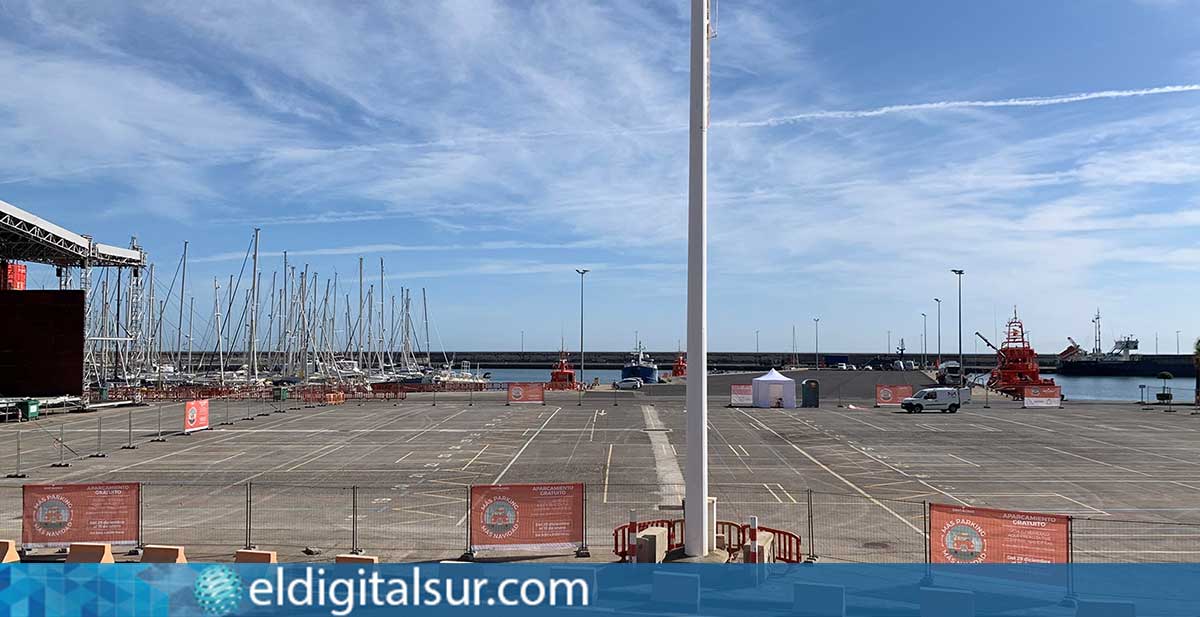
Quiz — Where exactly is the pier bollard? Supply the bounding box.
[5,431,28,479]
[432,389,437,407]
[89,416,107,458]
[151,406,166,442]
[122,409,137,449]
[52,424,71,467]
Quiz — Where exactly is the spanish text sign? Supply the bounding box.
[929,502,1069,564]
[184,398,210,433]
[469,483,584,552]
[875,384,913,406]
[507,383,545,404]
[22,482,141,547]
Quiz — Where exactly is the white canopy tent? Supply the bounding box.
[752,369,796,408]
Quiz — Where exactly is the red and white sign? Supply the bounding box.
[930,503,1069,564]
[469,483,584,552]
[184,399,210,433]
[1023,386,1062,408]
[22,483,141,547]
[507,382,545,404]
[730,384,753,407]
[3,263,27,290]
[875,384,913,406]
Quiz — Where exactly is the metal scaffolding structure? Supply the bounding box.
[1,199,148,392]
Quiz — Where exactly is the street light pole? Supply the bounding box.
[576,269,589,405]
[1177,330,1182,354]
[813,318,820,369]
[755,330,760,355]
[951,270,965,389]
[934,298,942,367]
[921,313,927,369]
[521,330,525,353]
[684,0,712,558]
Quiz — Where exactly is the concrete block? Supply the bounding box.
[0,540,19,563]
[742,531,776,563]
[920,587,974,617]
[140,545,187,563]
[652,571,700,612]
[1076,599,1136,617]
[793,582,845,617]
[550,566,598,603]
[637,526,668,564]
[335,554,379,564]
[235,549,277,563]
[66,543,114,563]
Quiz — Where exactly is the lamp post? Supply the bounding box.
[755,330,760,355]
[684,0,712,558]
[951,270,965,392]
[1177,330,1182,354]
[921,313,927,369]
[521,330,525,353]
[813,318,820,369]
[576,269,589,406]
[934,298,942,367]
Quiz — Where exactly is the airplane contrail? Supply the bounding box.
[719,84,1200,127]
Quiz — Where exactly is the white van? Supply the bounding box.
[901,387,971,413]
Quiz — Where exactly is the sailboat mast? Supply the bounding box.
[422,287,431,366]
[250,228,259,379]
[358,257,364,368]
[214,278,224,386]
[176,241,187,369]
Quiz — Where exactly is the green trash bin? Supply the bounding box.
[17,399,39,420]
[274,387,290,401]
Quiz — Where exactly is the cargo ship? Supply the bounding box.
[1058,310,1197,377]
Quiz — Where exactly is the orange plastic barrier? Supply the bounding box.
[141,545,187,563]
[1,539,19,563]
[66,542,114,563]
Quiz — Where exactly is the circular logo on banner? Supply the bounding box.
[194,565,243,616]
[942,520,986,563]
[1030,387,1041,396]
[481,496,519,539]
[879,388,894,402]
[33,494,74,537]
[187,404,198,427]
[511,386,524,401]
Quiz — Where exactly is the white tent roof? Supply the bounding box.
[753,369,794,382]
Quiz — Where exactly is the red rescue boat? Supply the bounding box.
[976,309,1055,399]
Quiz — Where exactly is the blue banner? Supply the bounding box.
[2,563,1200,616]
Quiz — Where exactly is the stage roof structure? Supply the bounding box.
[0,199,143,268]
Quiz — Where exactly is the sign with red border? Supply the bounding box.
[22,483,140,547]
[507,383,545,404]
[929,502,1069,564]
[184,399,210,433]
[469,483,584,552]
[875,384,914,406]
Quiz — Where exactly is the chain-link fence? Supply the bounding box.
[3,480,1199,563]
[1070,516,1200,563]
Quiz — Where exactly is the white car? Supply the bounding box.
[901,387,971,413]
[613,377,644,390]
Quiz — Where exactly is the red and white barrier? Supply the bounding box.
[747,515,759,564]
[628,509,638,563]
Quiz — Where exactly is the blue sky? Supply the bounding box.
[3,1,1200,354]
